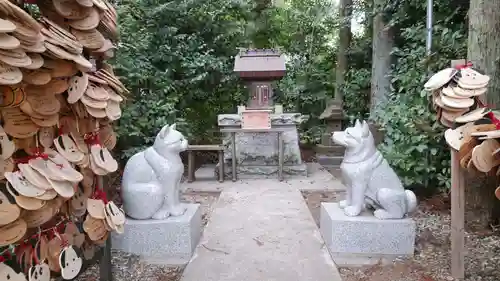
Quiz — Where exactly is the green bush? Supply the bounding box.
[375,23,467,190]
[343,0,468,190]
[113,0,251,158]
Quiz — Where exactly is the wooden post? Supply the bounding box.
[278,132,284,181]
[187,150,195,183]
[231,132,237,182]
[450,59,466,280]
[218,150,224,183]
[450,150,465,279]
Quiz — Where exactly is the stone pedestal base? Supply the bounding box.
[112,203,202,265]
[320,202,416,267]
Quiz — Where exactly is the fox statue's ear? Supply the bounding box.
[361,121,370,137]
[159,125,170,139]
[354,119,362,128]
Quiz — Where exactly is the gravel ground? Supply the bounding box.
[77,183,500,281]
[301,191,500,281]
[76,191,220,281]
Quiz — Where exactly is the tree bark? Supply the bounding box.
[333,0,352,106]
[364,0,373,42]
[369,0,393,120]
[465,1,500,228]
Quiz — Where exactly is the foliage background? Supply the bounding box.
[113,0,470,192]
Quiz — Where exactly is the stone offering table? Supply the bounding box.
[320,202,416,267]
[218,113,308,179]
[220,127,285,181]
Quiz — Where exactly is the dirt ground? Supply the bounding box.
[301,190,500,281]
[78,180,500,281]
[76,192,220,281]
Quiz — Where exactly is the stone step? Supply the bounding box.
[314,144,345,156]
[317,155,343,167]
[221,164,308,179]
[327,167,342,179]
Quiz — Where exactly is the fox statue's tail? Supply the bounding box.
[405,190,418,213]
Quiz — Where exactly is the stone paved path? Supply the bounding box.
[180,173,342,281]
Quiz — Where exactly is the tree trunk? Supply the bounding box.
[364,0,373,42]
[334,0,352,106]
[465,1,500,228]
[369,0,393,120]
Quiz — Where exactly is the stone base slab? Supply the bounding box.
[320,202,416,267]
[112,203,202,265]
[217,163,308,179]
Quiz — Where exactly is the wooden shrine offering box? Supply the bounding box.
[234,48,286,109]
[241,109,272,130]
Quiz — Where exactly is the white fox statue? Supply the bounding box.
[332,120,417,219]
[121,124,188,220]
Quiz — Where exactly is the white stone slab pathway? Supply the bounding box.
[180,176,342,281]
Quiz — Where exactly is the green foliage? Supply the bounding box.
[342,0,468,190]
[343,67,370,122]
[113,0,252,158]
[343,33,372,123]
[112,0,468,192]
[114,0,338,153]
[270,0,338,145]
[373,4,467,190]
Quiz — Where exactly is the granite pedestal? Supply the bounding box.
[112,203,201,265]
[320,202,416,267]
[217,113,308,178]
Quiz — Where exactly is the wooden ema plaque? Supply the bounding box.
[241,110,271,130]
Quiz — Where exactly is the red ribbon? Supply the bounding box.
[0,251,11,263]
[0,251,12,262]
[32,245,40,265]
[84,132,101,145]
[455,62,473,70]
[93,188,108,204]
[0,254,7,263]
[15,148,48,164]
[58,125,65,136]
[477,99,500,129]
[487,112,500,129]
[0,221,71,260]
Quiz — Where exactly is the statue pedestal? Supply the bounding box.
[217,113,307,178]
[320,202,416,267]
[112,203,201,265]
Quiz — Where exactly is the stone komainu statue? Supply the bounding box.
[332,120,417,219]
[121,124,188,220]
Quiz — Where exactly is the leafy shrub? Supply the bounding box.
[343,67,371,123]
[375,23,467,190]
[113,0,251,158]
[343,0,468,190]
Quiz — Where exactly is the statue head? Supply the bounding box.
[153,124,188,155]
[331,119,374,151]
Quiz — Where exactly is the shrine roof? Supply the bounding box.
[234,48,286,78]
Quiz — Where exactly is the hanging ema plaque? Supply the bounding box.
[241,110,272,130]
